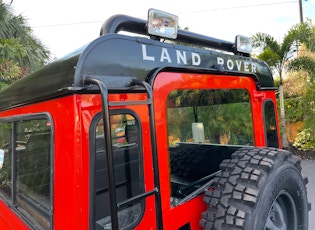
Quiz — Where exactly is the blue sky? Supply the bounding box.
[5,0,315,58]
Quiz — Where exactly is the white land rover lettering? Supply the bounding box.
[217,57,257,73]
[141,44,201,66]
[141,44,256,73]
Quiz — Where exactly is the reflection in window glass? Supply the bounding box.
[16,120,51,210]
[93,113,143,230]
[0,122,12,197]
[0,118,52,229]
[167,89,254,206]
[264,101,279,148]
[167,89,253,146]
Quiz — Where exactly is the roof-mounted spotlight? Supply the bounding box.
[147,8,178,39]
[235,35,252,56]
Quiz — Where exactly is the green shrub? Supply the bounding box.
[293,128,315,151]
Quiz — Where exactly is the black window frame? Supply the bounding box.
[89,109,145,230]
[0,113,54,229]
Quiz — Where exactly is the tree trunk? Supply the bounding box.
[279,84,289,148]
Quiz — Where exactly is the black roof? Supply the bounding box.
[0,14,274,112]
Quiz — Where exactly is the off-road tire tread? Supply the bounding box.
[200,147,309,230]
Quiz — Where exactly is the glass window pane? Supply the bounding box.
[264,101,279,148]
[16,119,51,229]
[167,89,253,205]
[94,114,143,229]
[167,89,253,146]
[0,122,12,198]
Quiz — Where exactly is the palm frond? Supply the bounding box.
[289,56,315,80]
[252,32,280,54]
[0,3,51,75]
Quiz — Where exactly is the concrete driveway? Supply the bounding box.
[301,160,315,229]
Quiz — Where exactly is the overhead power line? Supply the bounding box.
[177,0,298,15]
[34,20,104,28]
[33,0,300,29]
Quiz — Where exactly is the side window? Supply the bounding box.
[264,100,279,148]
[92,112,144,230]
[0,117,52,229]
[0,122,12,197]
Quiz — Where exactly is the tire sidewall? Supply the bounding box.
[251,163,308,230]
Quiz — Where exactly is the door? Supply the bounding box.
[88,92,159,230]
[152,71,260,229]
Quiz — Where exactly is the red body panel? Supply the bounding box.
[152,72,280,229]
[0,72,280,229]
[0,201,29,230]
[0,96,90,229]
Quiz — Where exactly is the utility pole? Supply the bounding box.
[299,0,304,23]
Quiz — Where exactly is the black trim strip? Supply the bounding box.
[109,99,152,106]
[11,122,16,203]
[117,188,158,209]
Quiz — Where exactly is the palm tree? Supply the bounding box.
[289,19,315,81]
[0,2,51,87]
[252,20,315,148]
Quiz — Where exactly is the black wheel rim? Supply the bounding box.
[265,191,298,230]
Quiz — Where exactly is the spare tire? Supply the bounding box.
[200,147,310,230]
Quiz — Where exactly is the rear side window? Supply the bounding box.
[0,116,52,229]
[264,100,279,148]
[91,112,144,230]
[0,122,11,197]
